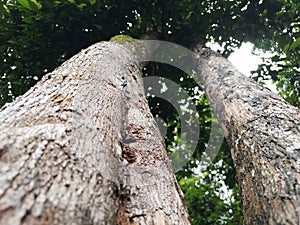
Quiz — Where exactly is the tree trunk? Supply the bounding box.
[194,46,300,225]
[0,42,190,225]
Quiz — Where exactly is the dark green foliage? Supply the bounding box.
[0,0,133,105]
[251,0,300,107]
[0,0,299,224]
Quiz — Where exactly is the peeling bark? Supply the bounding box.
[195,46,300,225]
[0,42,190,224]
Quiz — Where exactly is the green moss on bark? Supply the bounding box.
[109,35,135,44]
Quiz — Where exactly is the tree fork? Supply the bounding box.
[1,35,300,224]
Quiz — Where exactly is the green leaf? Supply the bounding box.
[283,43,290,53]
[2,4,10,13]
[16,0,42,12]
[290,37,300,50]
[90,0,96,5]
[78,3,87,8]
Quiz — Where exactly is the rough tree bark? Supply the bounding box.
[0,41,190,224]
[194,46,300,225]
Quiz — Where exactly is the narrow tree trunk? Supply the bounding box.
[0,42,190,224]
[195,46,300,224]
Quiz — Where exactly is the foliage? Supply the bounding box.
[179,167,243,225]
[2,0,295,106]
[1,0,299,224]
[0,0,132,105]
[251,0,300,107]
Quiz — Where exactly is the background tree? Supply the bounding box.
[1,0,299,224]
[195,46,300,224]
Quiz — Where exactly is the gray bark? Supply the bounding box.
[195,46,300,225]
[0,42,190,225]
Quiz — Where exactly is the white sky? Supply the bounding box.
[228,42,262,77]
[208,42,278,93]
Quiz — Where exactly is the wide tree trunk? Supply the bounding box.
[194,46,300,224]
[0,41,190,224]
